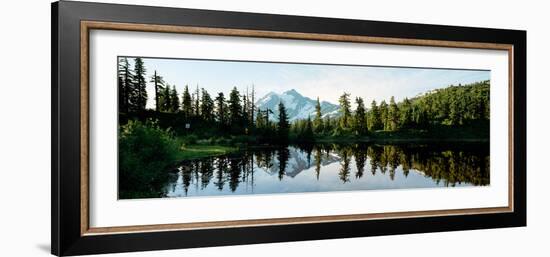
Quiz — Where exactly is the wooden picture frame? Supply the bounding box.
[52,1,526,256]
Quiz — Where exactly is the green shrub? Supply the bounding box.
[181,134,199,145]
[119,119,180,199]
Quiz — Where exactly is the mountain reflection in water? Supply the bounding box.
[162,143,489,198]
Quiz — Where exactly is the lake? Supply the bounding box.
[158,143,489,198]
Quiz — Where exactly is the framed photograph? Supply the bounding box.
[52,1,526,256]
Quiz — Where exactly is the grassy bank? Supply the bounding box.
[176,144,239,160]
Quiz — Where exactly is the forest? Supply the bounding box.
[119,57,490,145]
[118,57,490,198]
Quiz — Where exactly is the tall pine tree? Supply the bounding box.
[249,85,256,128]
[313,97,324,133]
[242,90,249,127]
[354,97,367,135]
[388,96,399,131]
[379,100,389,130]
[399,97,412,128]
[338,93,351,129]
[150,71,165,112]
[132,57,147,111]
[368,100,381,131]
[228,87,242,127]
[277,102,290,142]
[170,86,179,113]
[215,92,227,126]
[181,85,193,118]
[194,85,200,117]
[200,88,214,121]
[160,84,171,112]
[303,116,314,142]
[117,57,133,113]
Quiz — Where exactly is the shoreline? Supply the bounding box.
[176,137,489,161]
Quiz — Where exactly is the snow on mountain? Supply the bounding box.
[255,89,340,121]
[258,147,341,178]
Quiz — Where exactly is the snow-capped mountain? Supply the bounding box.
[255,89,339,121]
[258,147,341,178]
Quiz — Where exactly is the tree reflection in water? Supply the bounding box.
[163,143,490,198]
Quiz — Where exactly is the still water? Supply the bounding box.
[162,143,489,198]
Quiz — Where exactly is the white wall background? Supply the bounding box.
[0,0,547,256]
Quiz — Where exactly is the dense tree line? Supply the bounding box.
[119,57,291,142]
[119,58,489,143]
[291,80,490,139]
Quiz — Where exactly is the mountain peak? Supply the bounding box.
[283,89,300,95]
[256,90,340,121]
[265,91,277,96]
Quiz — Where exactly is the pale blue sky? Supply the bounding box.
[121,57,490,109]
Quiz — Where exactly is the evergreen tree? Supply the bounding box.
[194,85,200,117]
[412,104,428,128]
[181,85,193,118]
[117,57,133,113]
[324,116,336,133]
[379,100,388,130]
[228,87,243,126]
[249,85,256,127]
[215,92,228,126]
[277,102,290,142]
[404,80,489,127]
[354,97,367,135]
[303,116,314,142]
[132,57,147,111]
[150,70,165,112]
[368,100,381,131]
[448,97,462,125]
[338,92,351,129]
[388,96,399,131]
[313,97,324,133]
[255,109,265,128]
[399,97,412,128]
[160,84,171,112]
[200,88,214,121]
[242,91,249,127]
[170,86,179,113]
[117,75,124,112]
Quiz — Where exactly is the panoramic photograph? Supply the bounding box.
[117,57,490,199]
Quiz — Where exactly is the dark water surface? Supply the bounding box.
[161,143,489,198]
